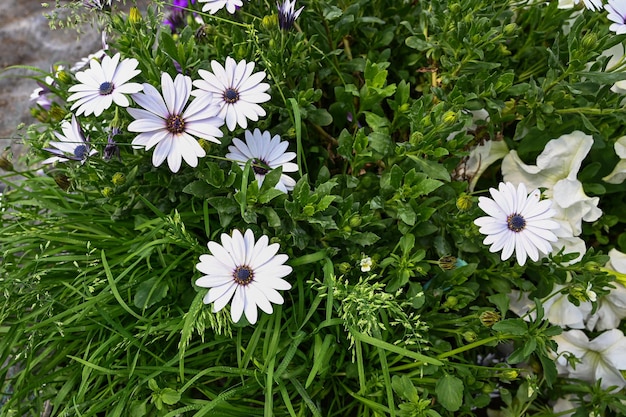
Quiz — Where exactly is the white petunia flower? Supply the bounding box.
[502,131,601,262]
[602,136,626,184]
[606,0,626,34]
[586,248,626,330]
[226,128,298,192]
[543,284,592,329]
[67,52,143,117]
[195,229,292,325]
[554,329,626,391]
[474,182,560,266]
[198,0,243,14]
[192,57,271,131]
[43,114,97,164]
[127,72,224,173]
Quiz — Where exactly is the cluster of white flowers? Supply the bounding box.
[508,249,626,391]
[36,1,307,326]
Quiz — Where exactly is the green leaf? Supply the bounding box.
[408,155,451,181]
[435,374,463,412]
[134,278,168,309]
[492,319,528,336]
[160,388,181,405]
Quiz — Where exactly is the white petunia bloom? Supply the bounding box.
[502,131,601,262]
[462,139,509,191]
[586,248,626,331]
[553,329,626,391]
[543,284,592,329]
[195,229,292,325]
[67,53,143,117]
[127,72,224,173]
[198,0,243,14]
[602,136,626,184]
[226,128,298,192]
[192,57,271,131]
[474,182,560,266]
[606,0,626,34]
[43,114,97,164]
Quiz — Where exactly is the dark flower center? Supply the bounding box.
[166,114,186,134]
[252,158,270,175]
[99,81,114,95]
[233,265,254,285]
[506,213,526,232]
[74,144,88,159]
[223,88,239,104]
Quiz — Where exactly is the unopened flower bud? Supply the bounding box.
[439,255,458,271]
[442,110,458,125]
[456,193,473,211]
[303,204,315,216]
[503,23,517,36]
[479,310,500,327]
[262,14,278,30]
[48,105,66,122]
[581,32,598,51]
[338,262,351,274]
[462,330,478,343]
[56,69,72,84]
[129,7,142,24]
[500,369,519,380]
[442,295,458,309]
[112,172,126,186]
[349,215,362,228]
[101,187,114,198]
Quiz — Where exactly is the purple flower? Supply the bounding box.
[277,0,303,30]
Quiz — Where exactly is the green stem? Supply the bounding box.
[436,334,516,360]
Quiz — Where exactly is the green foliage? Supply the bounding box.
[3,0,626,416]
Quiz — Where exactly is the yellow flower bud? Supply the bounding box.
[129,7,142,24]
[112,172,126,186]
[456,194,473,211]
[101,187,114,198]
[262,14,278,30]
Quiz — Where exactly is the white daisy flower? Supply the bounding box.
[474,182,560,266]
[192,56,271,131]
[195,229,292,325]
[67,52,143,117]
[42,114,97,164]
[606,0,626,34]
[226,128,298,192]
[198,0,243,14]
[127,72,224,173]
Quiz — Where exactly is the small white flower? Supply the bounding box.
[42,114,97,164]
[226,128,298,192]
[67,52,143,117]
[198,0,243,14]
[195,229,292,324]
[359,257,373,272]
[606,0,626,34]
[127,72,224,173]
[560,0,603,9]
[554,329,626,391]
[192,56,271,131]
[474,182,560,266]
